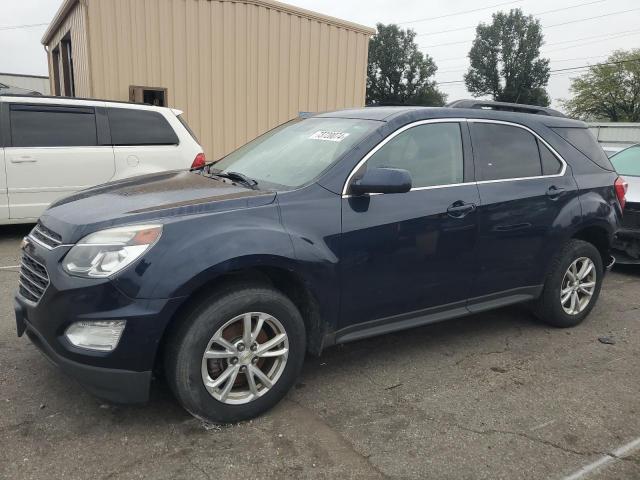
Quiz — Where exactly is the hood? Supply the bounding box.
[40,170,276,241]
[623,175,640,204]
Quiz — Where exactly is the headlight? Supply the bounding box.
[62,224,162,278]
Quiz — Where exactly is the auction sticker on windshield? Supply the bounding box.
[309,131,350,142]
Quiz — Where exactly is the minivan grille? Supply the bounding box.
[30,222,62,249]
[19,253,50,303]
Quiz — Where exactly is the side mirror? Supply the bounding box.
[350,167,412,195]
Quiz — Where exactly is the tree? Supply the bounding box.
[562,50,640,121]
[367,23,446,106]
[464,9,550,106]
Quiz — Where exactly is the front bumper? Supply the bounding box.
[15,239,185,404]
[17,304,151,403]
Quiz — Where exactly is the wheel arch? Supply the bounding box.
[155,262,330,374]
[571,223,613,266]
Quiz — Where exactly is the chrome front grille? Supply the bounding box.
[30,222,62,249]
[19,253,50,303]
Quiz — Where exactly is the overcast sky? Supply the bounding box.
[2,0,639,109]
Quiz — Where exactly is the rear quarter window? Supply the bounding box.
[107,107,178,146]
[538,140,563,175]
[552,127,614,171]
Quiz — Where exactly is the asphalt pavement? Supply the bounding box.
[1,224,638,480]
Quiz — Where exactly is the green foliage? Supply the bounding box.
[562,50,640,121]
[367,23,446,106]
[465,9,550,106]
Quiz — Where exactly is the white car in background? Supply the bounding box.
[610,144,640,263]
[0,95,205,224]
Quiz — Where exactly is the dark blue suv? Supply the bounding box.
[15,100,625,423]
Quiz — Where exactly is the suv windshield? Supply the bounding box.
[211,117,379,189]
[611,145,640,177]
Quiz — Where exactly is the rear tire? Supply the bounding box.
[165,283,306,423]
[533,239,603,328]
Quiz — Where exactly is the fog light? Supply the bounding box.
[64,320,126,351]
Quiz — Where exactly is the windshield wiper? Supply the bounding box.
[208,170,259,189]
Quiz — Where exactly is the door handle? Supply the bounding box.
[546,186,565,199]
[11,156,37,164]
[447,201,476,218]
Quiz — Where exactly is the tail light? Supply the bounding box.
[614,176,628,211]
[191,152,206,169]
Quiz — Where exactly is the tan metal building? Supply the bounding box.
[41,0,374,159]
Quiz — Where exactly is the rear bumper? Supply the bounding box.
[22,315,151,403]
[612,228,640,263]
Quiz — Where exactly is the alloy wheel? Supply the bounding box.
[560,257,596,315]
[201,312,289,405]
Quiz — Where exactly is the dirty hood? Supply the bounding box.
[40,170,276,242]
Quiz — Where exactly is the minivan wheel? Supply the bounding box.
[165,284,306,423]
[533,239,603,328]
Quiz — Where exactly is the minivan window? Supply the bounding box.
[212,117,379,189]
[552,127,614,171]
[107,108,179,146]
[10,105,98,147]
[471,123,542,181]
[366,122,464,188]
[610,145,640,177]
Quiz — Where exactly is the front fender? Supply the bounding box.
[112,203,296,299]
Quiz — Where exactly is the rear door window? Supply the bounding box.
[10,104,98,147]
[552,127,614,171]
[470,123,542,181]
[107,108,178,146]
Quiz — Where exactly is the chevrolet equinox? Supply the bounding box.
[15,100,625,423]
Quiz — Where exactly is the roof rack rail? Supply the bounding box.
[447,99,566,118]
[0,93,151,107]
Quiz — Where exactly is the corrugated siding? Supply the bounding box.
[43,1,91,97]
[83,0,371,159]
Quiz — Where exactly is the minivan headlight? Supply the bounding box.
[62,224,162,278]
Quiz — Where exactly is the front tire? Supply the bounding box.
[165,284,306,423]
[533,239,603,328]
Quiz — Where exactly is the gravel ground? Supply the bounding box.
[0,224,638,480]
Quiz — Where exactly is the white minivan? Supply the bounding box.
[0,95,205,224]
